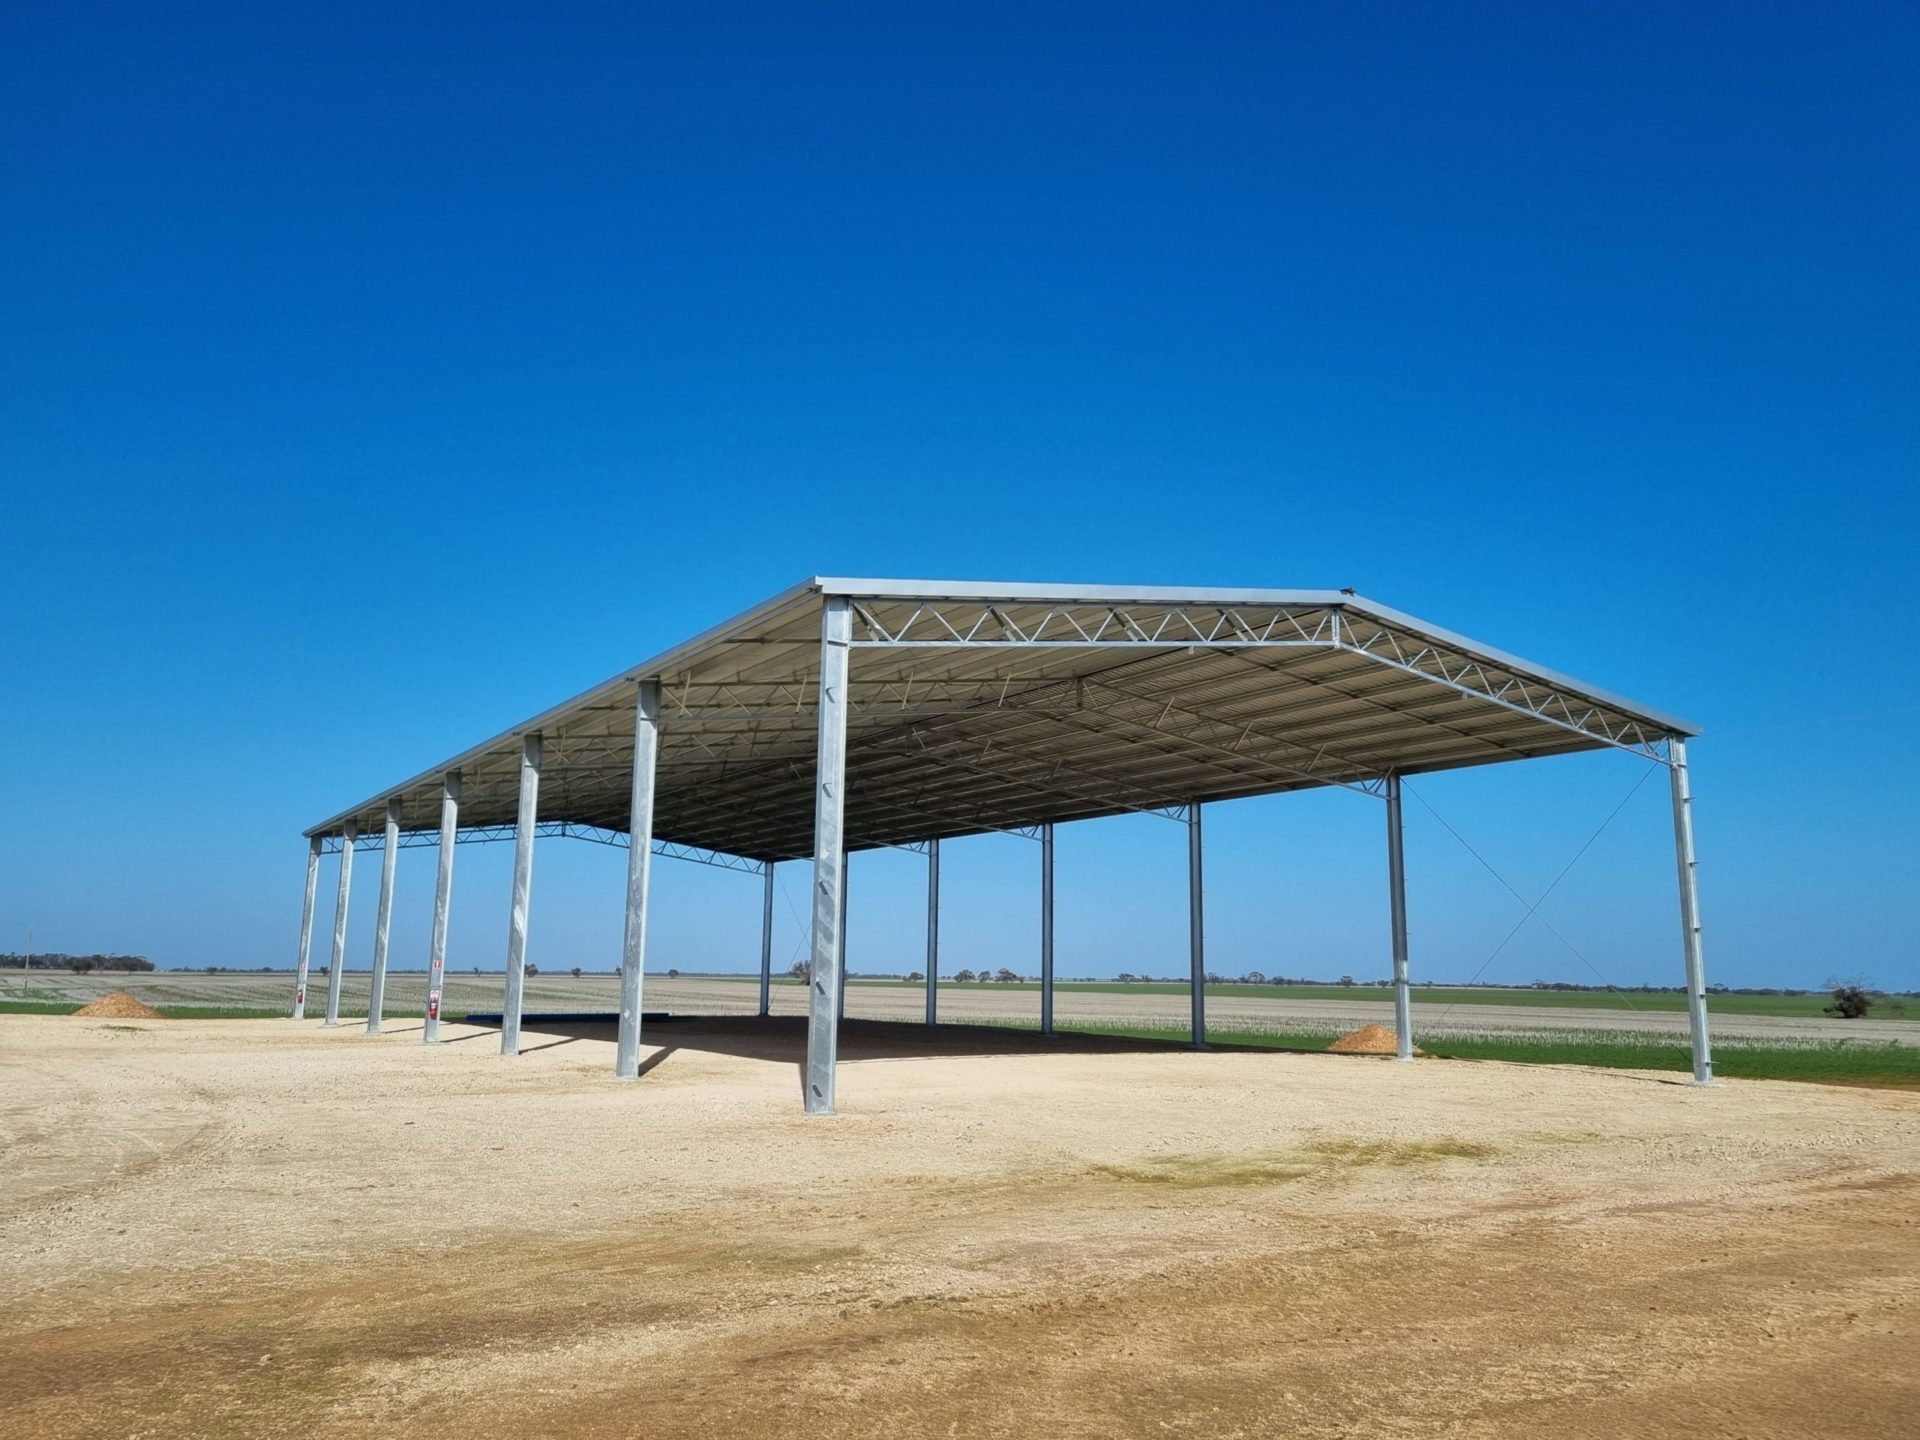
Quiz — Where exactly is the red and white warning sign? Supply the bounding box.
[427,991,440,1020]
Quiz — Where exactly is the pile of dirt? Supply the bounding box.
[73,992,165,1021]
[1326,1022,1422,1056]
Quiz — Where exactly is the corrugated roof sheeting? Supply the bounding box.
[309,579,1694,860]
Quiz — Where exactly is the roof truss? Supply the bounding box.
[307,579,1695,864]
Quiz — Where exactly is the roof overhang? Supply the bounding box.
[306,578,1697,861]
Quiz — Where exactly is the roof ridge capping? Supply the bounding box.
[813,576,1352,606]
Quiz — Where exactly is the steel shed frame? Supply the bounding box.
[294,577,1715,1110]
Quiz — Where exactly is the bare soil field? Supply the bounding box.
[3,1014,1917,1439]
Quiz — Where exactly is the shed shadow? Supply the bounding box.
[459,1013,1305,1078]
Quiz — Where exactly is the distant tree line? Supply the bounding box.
[0,952,155,973]
[946,968,1025,984]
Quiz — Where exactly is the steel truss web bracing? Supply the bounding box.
[318,820,771,876]
[295,578,1713,1110]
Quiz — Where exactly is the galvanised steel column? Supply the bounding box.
[423,772,459,1043]
[291,836,321,1019]
[924,839,940,1026]
[615,683,661,1080]
[837,857,850,1022]
[758,863,775,1018]
[1668,738,1715,1084]
[804,596,852,1115]
[1187,803,1206,1049]
[500,732,542,1058]
[1040,822,1056,1036]
[365,796,401,1035]
[1385,774,1413,1061]
[324,822,356,1028]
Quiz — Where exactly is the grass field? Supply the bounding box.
[1027,1020,1920,1088]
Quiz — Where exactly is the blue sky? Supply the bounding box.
[3,3,1914,991]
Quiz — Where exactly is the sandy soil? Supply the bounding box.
[3,1013,1917,1439]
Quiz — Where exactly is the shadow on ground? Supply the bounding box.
[458,1013,1317,1077]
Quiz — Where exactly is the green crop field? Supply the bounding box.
[1020,1020,1920,1088]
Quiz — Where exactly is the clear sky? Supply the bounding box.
[3,3,1914,992]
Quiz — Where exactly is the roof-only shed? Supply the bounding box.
[291,578,1715,1111]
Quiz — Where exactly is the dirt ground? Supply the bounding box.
[3,1014,1917,1439]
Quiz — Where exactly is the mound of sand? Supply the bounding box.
[1327,1022,1422,1056]
[73,991,165,1021]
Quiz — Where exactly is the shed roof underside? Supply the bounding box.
[308,580,1696,862]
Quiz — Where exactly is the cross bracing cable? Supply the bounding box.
[1404,761,1681,1046]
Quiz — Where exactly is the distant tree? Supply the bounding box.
[570,966,582,979]
[906,970,925,982]
[1242,970,1266,985]
[1116,971,1137,984]
[953,968,977,984]
[789,959,809,980]
[1825,985,1872,1019]
[1204,971,1225,985]
[995,967,1020,984]
[1338,975,1355,987]
[526,963,538,977]
[70,957,94,975]
[667,967,680,979]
